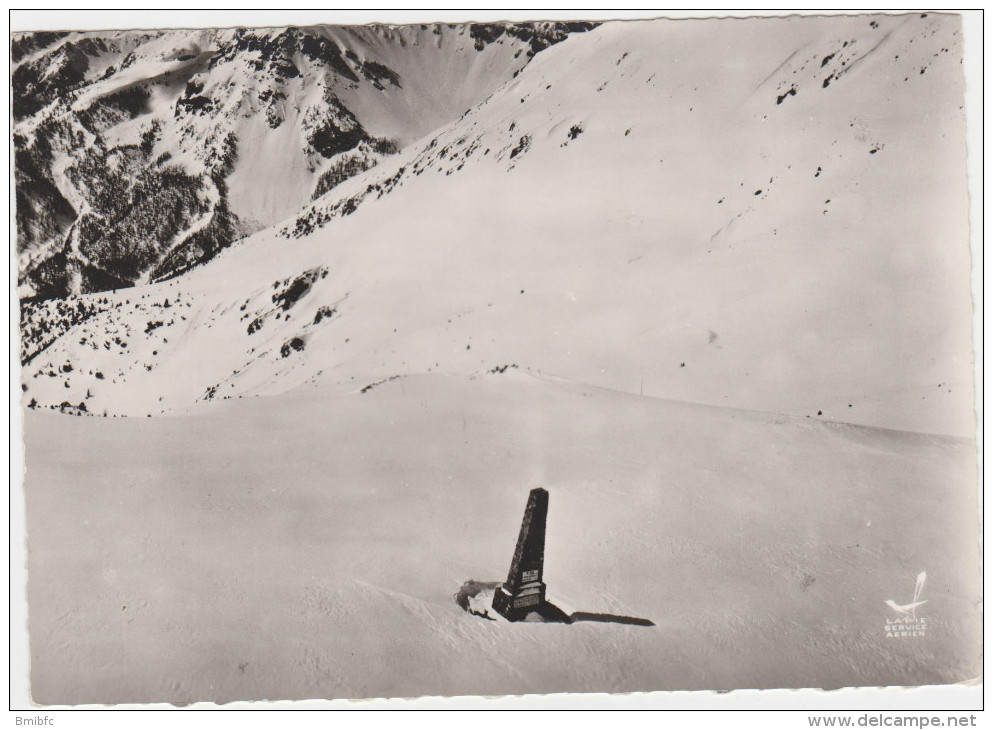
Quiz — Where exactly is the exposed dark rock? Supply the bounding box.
[280,336,306,357]
[13,22,600,300]
[776,86,797,104]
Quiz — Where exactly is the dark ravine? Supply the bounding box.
[13,21,597,302]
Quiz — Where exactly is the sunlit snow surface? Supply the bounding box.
[17,13,979,703]
[25,373,980,702]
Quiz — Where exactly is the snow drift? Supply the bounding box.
[24,372,981,703]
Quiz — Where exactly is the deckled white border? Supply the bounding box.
[7,7,983,715]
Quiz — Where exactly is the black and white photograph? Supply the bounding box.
[9,9,982,712]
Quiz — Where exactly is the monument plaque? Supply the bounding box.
[492,487,549,621]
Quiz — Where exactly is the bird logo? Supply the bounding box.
[885,571,927,618]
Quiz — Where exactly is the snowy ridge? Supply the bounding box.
[18,13,973,438]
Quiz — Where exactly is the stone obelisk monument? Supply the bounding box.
[492,487,549,621]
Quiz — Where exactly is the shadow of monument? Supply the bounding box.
[455,580,654,627]
[536,601,656,627]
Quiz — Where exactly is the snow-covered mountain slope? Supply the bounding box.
[13,21,596,298]
[16,14,981,704]
[23,372,981,702]
[19,13,974,437]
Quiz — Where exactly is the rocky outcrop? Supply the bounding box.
[13,22,597,301]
